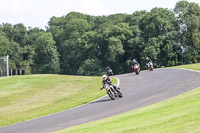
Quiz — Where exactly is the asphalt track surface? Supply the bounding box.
[1,68,200,133]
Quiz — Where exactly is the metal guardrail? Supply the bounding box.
[0,69,26,77]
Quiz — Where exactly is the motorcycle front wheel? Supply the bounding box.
[107,89,116,100]
[136,69,139,75]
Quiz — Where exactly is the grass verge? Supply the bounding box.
[53,63,200,133]
[172,63,200,71]
[0,74,117,127]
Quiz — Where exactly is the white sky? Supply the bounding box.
[0,0,199,29]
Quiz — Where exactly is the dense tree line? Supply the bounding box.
[0,1,199,75]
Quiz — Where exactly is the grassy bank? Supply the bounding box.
[53,63,200,133]
[0,74,117,127]
[172,63,200,71]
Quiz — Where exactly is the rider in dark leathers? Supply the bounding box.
[106,66,113,76]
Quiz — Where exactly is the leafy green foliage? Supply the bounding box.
[0,0,199,75]
[78,59,103,76]
[32,32,60,74]
[174,1,200,64]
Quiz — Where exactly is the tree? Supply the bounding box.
[13,23,28,47]
[78,59,103,76]
[174,1,200,63]
[0,28,23,69]
[0,31,9,56]
[107,36,124,62]
[142,37,161,68]
[33,32,60,74]
[140,8,180,67]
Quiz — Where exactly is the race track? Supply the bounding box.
[0,68,200,133]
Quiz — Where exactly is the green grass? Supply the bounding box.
[0,74,117,127]
[172,63,200,71]
[53,63,200,133]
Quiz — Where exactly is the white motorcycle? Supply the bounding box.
[147,62,153,71]
[102,83,123,100]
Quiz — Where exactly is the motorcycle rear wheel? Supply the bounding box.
[115,88,123,98]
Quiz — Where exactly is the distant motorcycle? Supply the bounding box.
[106,67,113,76]
[147,62,153,71]
[133,64,140,75]
[107,69,113,76]
[102,83,123,100]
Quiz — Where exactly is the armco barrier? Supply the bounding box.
[12,70,18,76]
[18,69,22,75]
[0,69,26,77]
[0,70,2,77]
[22,70,26,75]
[12,69,26,76]
[9,69,12,76]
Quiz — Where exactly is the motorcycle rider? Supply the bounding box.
[146,57,152,69]
[100,75,118,90]
[106,66,113,76]
[131,59,140,72]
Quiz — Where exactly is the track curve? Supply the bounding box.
[0,68,200,133]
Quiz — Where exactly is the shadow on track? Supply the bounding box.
[90,98,112,104]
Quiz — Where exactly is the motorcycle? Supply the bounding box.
[147,62,153,71]
[105,67,113,76]
[133,64,140,75]
[107,69,113,76]
[102,83,123,100]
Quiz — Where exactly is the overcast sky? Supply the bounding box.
[0,0,199,29]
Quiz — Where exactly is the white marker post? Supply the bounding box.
[6,55,9,76]
[0,55,9,76]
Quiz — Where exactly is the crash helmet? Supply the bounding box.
[102,75,107,80]
[146,57,149,60]
[133,59,136,63]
